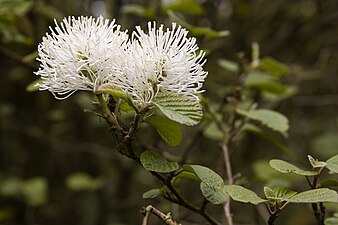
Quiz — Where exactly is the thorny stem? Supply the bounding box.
[96,95,220,225]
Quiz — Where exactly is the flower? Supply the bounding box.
[35,16,128,99]
[115,22,207,106]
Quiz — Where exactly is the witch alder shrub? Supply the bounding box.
[33,16,338,225]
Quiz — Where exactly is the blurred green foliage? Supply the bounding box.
[1,0,337,224]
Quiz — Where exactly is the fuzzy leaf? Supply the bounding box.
[140,151,179,173]
[264,186,275,199]
[145,116,182,147]
[237,109,289,135]
[142,189,161,199]
[326,154,338,173]
[185,165,224,190]
[152,92,203,126]
[200,182,229,204]
[288,188,338,203]
[269,159,318,176]
[226,185,266,205]
[308,155,327,168]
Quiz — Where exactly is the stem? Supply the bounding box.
[96,94,122,132]
[267,213,278,225]
[96,95,220,225]
[141,205,181,225]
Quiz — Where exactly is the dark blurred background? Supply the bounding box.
[1,0,338,224]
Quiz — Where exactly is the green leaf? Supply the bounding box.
[142,189,161,199]
[288,188,338,203]
[175,171,200,181]
[237,109,289,135]
[121,4,156,18]
[200,183,229,204]
[218,59,239,72]
[226,185,266,205]
[243,124,291,154]
[320,179,338,188]
[26,79,42,92]
[264,186,275,199]
[140,151,179,173]
[163,0,204,15]
[95,84,128,100]
[185,165,224,190]
[145,115,182,147]
[66,172,104,191]
[308,155,327,168]
[21,177,48,206]
[152,92,203,126]
[326,154,338,173]
[245,72,287,94]
[168,11,229,39]
[269,159,318,176]
[325,215,338,225]
[273,187,297,200]
[259,57,289,77]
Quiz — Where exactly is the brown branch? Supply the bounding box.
[141,205,181,225]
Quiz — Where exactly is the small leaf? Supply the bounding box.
[152,92,203,126]
[175,171,200,181]
[264,186,275,199]
[200,183,229,204]
[259,57,289,77]
[325,215,338,225]
[237,108,289,135]
[140,151,179,173]
[26,79,42,92]
[245,71,287,94]
[95,84,128,100]
[320,179,338,188]
[145,115,182,147]
[244,124,291,154]
[273,187,297,200]
[66,172,104,191]
[288,188,338,203]
[269,159,318,176]
[21,177,48,206]
[218,59,238,72]
[168,11,229,39]
[326,154,338,173]
[226,185,266,205]
[185,165,224,190]
[308,155,327,168]
[142,189,161,199]
[163,0,204,15]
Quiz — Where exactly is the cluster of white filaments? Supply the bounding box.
[36,16,128,99]
[118,22,207,105]
[35,17,207,104]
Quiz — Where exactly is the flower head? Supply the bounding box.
[35,16,128,99]
[116,22,207,106]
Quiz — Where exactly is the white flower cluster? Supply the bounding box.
[36,16,207,106]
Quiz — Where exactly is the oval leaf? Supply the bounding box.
[145,116,182,147]
[288,188,338,203]
[200,182,229,204]
[326,154,338,173]
[237,108,289,135]
[142,189,161,199]
[66,173,104,192]
[226,185,266,205]
[185,165,224,190]
[152,92,203,126]
[269,159,318,176]
[140,151,179,173]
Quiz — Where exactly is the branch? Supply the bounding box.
[141,205,181,225]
